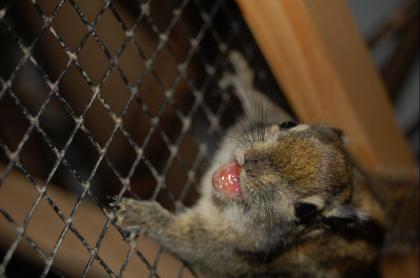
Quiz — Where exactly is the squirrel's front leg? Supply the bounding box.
[114,198,176,243]
[114,198,206,265]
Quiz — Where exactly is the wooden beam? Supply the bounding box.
[0,167,193,277]
[235,0,416,173]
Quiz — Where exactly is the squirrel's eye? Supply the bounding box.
[295,203,318,222]
[280,121,297,129]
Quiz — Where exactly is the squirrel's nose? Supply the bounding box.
[243,150,272,177]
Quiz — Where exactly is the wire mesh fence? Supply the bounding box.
[0,0,289,277]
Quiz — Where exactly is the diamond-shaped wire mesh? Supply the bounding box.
[0,0,290,277]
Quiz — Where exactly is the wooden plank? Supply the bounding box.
[0,167,193,278]
[235,0,416,173]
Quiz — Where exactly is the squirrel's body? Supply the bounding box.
[115,52,418,277]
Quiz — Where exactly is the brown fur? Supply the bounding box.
[114,52,418,277]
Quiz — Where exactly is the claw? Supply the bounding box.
[121,226,140,240]
[219,72,235,89]
[109,199,121,209]
[121,229,132,239]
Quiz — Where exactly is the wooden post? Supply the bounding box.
[235,0,417,173]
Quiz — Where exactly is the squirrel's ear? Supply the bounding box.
[331,128,344,138]
[331,127,351,144]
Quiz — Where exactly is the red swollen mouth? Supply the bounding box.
[212,162,242,198]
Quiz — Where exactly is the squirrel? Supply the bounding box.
[114,52,419,277]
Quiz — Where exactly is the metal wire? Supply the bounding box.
[0,0,283,277]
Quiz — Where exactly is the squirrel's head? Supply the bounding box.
[211,120,377,249]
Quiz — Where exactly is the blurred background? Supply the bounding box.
[348,0,419,158]
[0,0,418,277]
